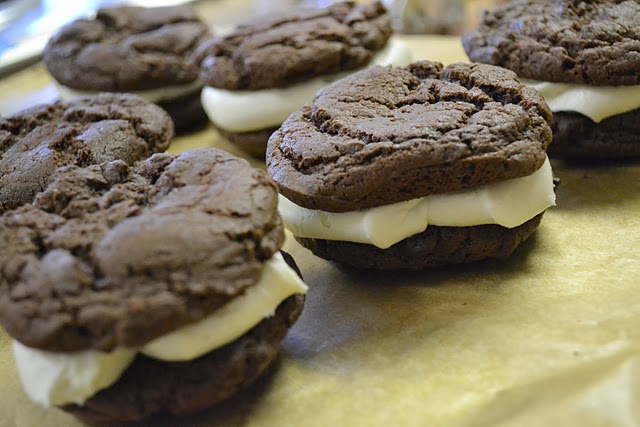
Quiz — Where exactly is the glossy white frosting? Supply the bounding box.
[522,79,640,123]
[279,157,555,249]
[54,80,202,104]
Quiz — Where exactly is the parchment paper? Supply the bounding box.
[1,36,639,427]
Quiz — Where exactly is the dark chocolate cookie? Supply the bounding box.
[549,109,640,160]
[0,93,173,213]
[0,148,284,352]
[267,61,552,213]
[193,1,391,90]
[63,293,304,424]
[158,92,209,132]
[296,215,543,270]
[462,0,640,86]
[44,5,211,91]
[216,126,280,158]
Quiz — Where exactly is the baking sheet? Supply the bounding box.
[1,35,639,427]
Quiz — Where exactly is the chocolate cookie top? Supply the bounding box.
[267,61,552,213]
[0,93,173,213]
[44,5,211,91]
[193,1,391,90]
[463,0,640,86]
[0,148,283,352]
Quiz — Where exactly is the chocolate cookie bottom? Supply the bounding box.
[62,252,304,424]
[216,126,280,158]
[550,109,640,161]
[63,293,303,424]
[296,214,543,270]
[158,91,208,133]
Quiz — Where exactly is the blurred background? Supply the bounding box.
[0,0,504,76]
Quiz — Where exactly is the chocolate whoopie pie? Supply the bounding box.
[0,93,173,213]
[193,0,411,157]
[43,5,211,132]
[267,61,556,270]
[463,0,640,160]
[0,148,307,423]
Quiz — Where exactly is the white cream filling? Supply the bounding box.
[279,157,555,250]
[12,343,136,407]
[54,80,203,104]
[141,252,306,361]
[12,253,307,407]
[521,79,640,123]
[201,38,413,132]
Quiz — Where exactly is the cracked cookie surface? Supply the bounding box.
[193,1,391,90]
[44,5,211,91]
[0,93,173,212]
[267,61,552,213]
[463,0,640,86]
[0,148,284,352]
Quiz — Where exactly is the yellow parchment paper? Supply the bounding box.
[1,36,639,427]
